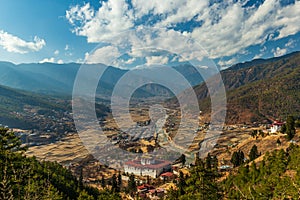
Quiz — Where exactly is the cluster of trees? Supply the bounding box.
[230,150,244,167]
[230,144,260,167]
[167,144,300,199]
[281,116,296,140]
[251,129,265,138]
[167,154,222,199]
[0,127,120,200]
[223,144,300,199]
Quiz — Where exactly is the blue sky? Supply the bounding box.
[0,0,299,68]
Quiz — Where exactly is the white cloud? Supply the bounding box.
[54,50,59,55]
[272,47,287,57]
[285,39,295,48]
[253,46,267,59]
[0,30,45,54]
[66,0,300,63]
[124,57,136,64]
[218,57,237,69]
[57,59,64,64]
[273,1,300,39]
[39,57,64,64]
[66,3,94,25]
[66,1,134,43]
[65,44,69,51]
[145,55,169,66]
[85,45,120,64]
[39,57,55,63]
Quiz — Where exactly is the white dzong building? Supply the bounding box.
[124,156,171,178]
[270,121,284,134]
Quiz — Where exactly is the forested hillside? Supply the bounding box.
[0,127,121,200]
[166,143,300,199]
[192,51,300,124]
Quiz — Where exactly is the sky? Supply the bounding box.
[0,0,299,69]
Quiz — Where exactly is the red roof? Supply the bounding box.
[137,184,155,190]
[273,120,284,126]
[160,172,174,177]
[125,159,171,169]
[149,188,164,194]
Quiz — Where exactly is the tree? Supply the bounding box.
[280,124,287,133]
[78,167,83,189]
[127,174,136,195]
[178,171,186,195]
[177,157,222,199]
[0,127,26,155]
[249,145,259,161]
[205,153,212,169]
[211,155,218,170]
[101,176,105,188]
[0,128,26,200]
[251,130,258,138]
[276,138,281,146]
[259,130,265,138]
[231,150,244,167]
[117,172,122,191]
[179,154,186,167]
[111,174,118,193]
[286,116,296,140]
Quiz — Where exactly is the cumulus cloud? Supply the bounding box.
[124,57,136,65]
[84,45,120,64]
[39,57,55,63]
[39,57,64,64]
[66,0,300,62]
[0,30,45,54]
[66,1,134,43]
[218,57,238,69]
[54,50,59,55]
[272,47,287,57]
[285,39,295,48]
[145,55,169,66]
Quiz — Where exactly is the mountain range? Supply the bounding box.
[1,51,300,127]
[0,62,204,98]
[193,51,300,124]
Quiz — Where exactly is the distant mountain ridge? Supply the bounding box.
[192,51,300,124]
[0,62,205,98]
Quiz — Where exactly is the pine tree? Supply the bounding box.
[127,174,136,195]
[231,150,244,167]
[286,116,296,140]
[117,172,122,191]
[178,171,186,195]
[276,138,281,146]
[101,176,105,188]
[249,145,259,161]
[205,153,212,169]
[0,159,13,200]
[111,174,118,193]
[179,154,186,167]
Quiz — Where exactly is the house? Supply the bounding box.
[270,121,284,133]
[160,172,175,181]
[124,157,171,178]
[137,184,155,193]
[148,188,165,199]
